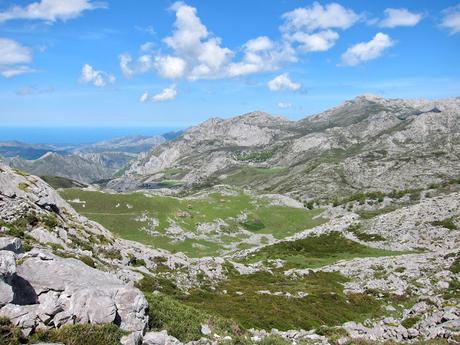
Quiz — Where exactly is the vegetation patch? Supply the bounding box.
[30,323,125,345]
[242,232,398,269]
[40,175,87,189]
[347,224,386,242]
[179,270,382,331]
[430,217,457,231]
[146,293,242,343]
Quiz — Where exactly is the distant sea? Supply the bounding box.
[0,127,184,145]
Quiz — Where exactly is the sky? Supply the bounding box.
[0,0,459,127]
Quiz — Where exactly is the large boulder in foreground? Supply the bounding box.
[0,249,148,336]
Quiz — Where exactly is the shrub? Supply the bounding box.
[146,293,242,343]
[240,219,265,231]
[0,317,27,345]
[41,213,60,229]
[431,218,457,231]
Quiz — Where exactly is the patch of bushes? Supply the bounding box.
[180,270,382,331]
[79,255,96,268]
[449,252,460,274]
[0,317,27,345]
[243,232,396,269]
[401,316,421,329]
[17,182,30,192]
[127,254,146,267]
[234,149,276,163]
[347,224,386,242]
[99,247,122,261]
[30,323,125,345]
[430,217,457,231]
[135,274,177,295]
[41,213,60,229]
[146,293,242,343]
[240,219,265,231]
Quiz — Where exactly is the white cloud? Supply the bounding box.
[0,0,105,23]
[0,38,35,78]
[277,102,292,109]
[139,91,149,103]
[153,84,177,101]
[119,54,134,78]
[141,84,178,102]
[122,3,297,81]
[441,4,460,34]
[79,64,115,87]
[341,32,394,66]
[227,39,296,77]
[140,42,155,53]
[281,2,359,33]
[379,8,423,28]
[154,55,186,79]
[162,2,233,80]
[244,36,274,52]
[268,73,301,92]
[287,30,339,52]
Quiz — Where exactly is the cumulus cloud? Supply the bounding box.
[441,4,460,34]
[140,84,178,102]
[79,64,115,87]
[287,30,339,52]
[0,0,106,23]
[154,55,186,79]
[268,73,301,92]
[341,32,394,66]
[122,2,362,82]
[0,38,35,78]
[277,102,292,109]
[379,8,423,28]
[281,2,359,33]
[280,2,358,54]
[140,42,155,53]
[121,3,298,81]
[227,38,296,77]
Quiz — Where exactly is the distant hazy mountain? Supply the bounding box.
[0,134,167,184]
[109,95,460,201]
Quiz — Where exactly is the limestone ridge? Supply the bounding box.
[109,95,460,200]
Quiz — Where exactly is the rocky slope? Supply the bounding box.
[109,95,460,202]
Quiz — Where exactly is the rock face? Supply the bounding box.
[0,248,148,335]
[110,95,460,201]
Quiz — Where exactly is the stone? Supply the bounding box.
[0,250,16,277]
[30,227,66,248]
[201,323,211,336]
[142,330,181,345]
[0,237,22,253]
[0,303,38,336]
[0,279,14,307]
[121,332,143,345]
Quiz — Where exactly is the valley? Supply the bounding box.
[0,95,459,345]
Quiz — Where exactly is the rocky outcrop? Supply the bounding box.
[0,247,148,336]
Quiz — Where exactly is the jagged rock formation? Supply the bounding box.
[110,95,460,201]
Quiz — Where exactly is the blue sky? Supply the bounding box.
[0,0,459,127]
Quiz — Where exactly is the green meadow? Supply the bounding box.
[60,188,327,257]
